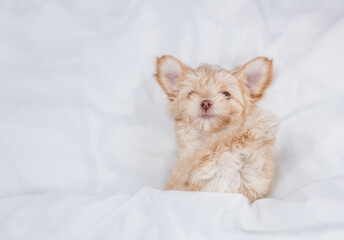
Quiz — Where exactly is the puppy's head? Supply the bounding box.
[155,55,273,132]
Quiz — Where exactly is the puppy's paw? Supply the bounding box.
[188,145,233,185]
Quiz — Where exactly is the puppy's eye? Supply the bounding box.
[188,91,195,97]
[222,91,231,100]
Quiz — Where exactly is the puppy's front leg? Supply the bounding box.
[187,144,231,191]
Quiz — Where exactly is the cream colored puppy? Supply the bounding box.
[155,55,278,202]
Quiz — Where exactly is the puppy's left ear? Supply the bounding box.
[155,55,188,99]
[239,57,273,101]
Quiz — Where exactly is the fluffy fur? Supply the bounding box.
[155,55,278,203]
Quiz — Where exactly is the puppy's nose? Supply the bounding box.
[200,100,213,111]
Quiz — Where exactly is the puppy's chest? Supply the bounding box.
[185,132,256,192]
[201,143,252,192]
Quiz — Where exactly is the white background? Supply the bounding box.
[1,0,344,239]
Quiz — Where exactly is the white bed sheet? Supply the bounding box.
[1,0,344,239]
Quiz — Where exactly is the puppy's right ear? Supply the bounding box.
[155,55,188,98]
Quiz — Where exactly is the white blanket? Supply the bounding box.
[1,0,344,239]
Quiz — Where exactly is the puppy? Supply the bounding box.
[155,55,278,202]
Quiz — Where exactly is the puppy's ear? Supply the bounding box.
[239,57,273,101]
[155,55,188,98]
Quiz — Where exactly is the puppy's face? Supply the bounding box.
[155,56,273,132]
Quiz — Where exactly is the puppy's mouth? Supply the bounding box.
[201,113,214,119]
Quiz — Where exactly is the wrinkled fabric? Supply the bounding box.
[1,0,344,239]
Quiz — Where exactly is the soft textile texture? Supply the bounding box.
[1,0,344,239]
